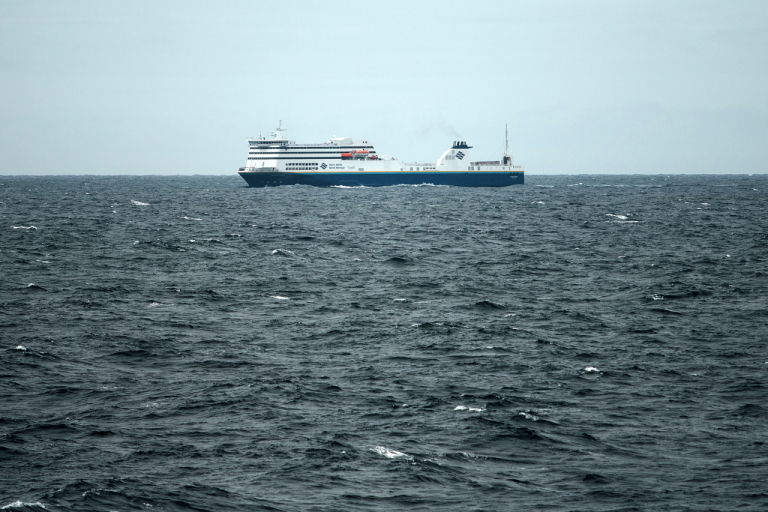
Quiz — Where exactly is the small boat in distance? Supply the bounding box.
[238,122,524,187]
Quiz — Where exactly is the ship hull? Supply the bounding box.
[238,171,524,188]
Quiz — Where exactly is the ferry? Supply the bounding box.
[237,122,524,187]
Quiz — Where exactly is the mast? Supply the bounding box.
[503,124,512,166]
[272,120,287,140]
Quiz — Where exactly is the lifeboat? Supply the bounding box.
[341,152,353,159]
[353,150,369,159]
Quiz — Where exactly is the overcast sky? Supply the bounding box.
[1,0,766,175]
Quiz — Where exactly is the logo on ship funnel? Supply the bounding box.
[456,151,465,160]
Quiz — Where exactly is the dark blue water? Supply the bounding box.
[2,175,767,511]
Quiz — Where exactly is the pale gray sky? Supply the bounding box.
[1,0,766,175]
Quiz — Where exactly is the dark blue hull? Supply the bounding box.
[239,171,524,188]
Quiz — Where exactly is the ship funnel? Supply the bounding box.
[436,141,472,169]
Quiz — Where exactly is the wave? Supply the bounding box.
[473,300,506,309]
[1,501,48,511]
[371,446,411,459]
[382,256,413,266]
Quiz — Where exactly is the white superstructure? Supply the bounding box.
[241,121,405,174]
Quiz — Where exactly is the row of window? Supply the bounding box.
[286,162,319,166]
[249,157,343,160]
[249,146,374,150]
[249,150,376,155]
[409,167,435,171]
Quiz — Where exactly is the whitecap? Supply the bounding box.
[15,345,26,351]
[147,302,162,307]
[371,446,410,459]
[271,249,296,257]
[454,405,484,412]
[270,295,290,300]
[606,214,628,220]
[181,216,202,221]
[131,200,150,206]
[584,366,599,372]
[393,298,406,302]
[1,502,46,510]
[12,226,37,230]
[519,412,539,421]
[459,452,487,460]
[504,313,516,317]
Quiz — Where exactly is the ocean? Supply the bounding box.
[1,174,767,511]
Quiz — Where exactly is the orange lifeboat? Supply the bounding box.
[341,152,353,159]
